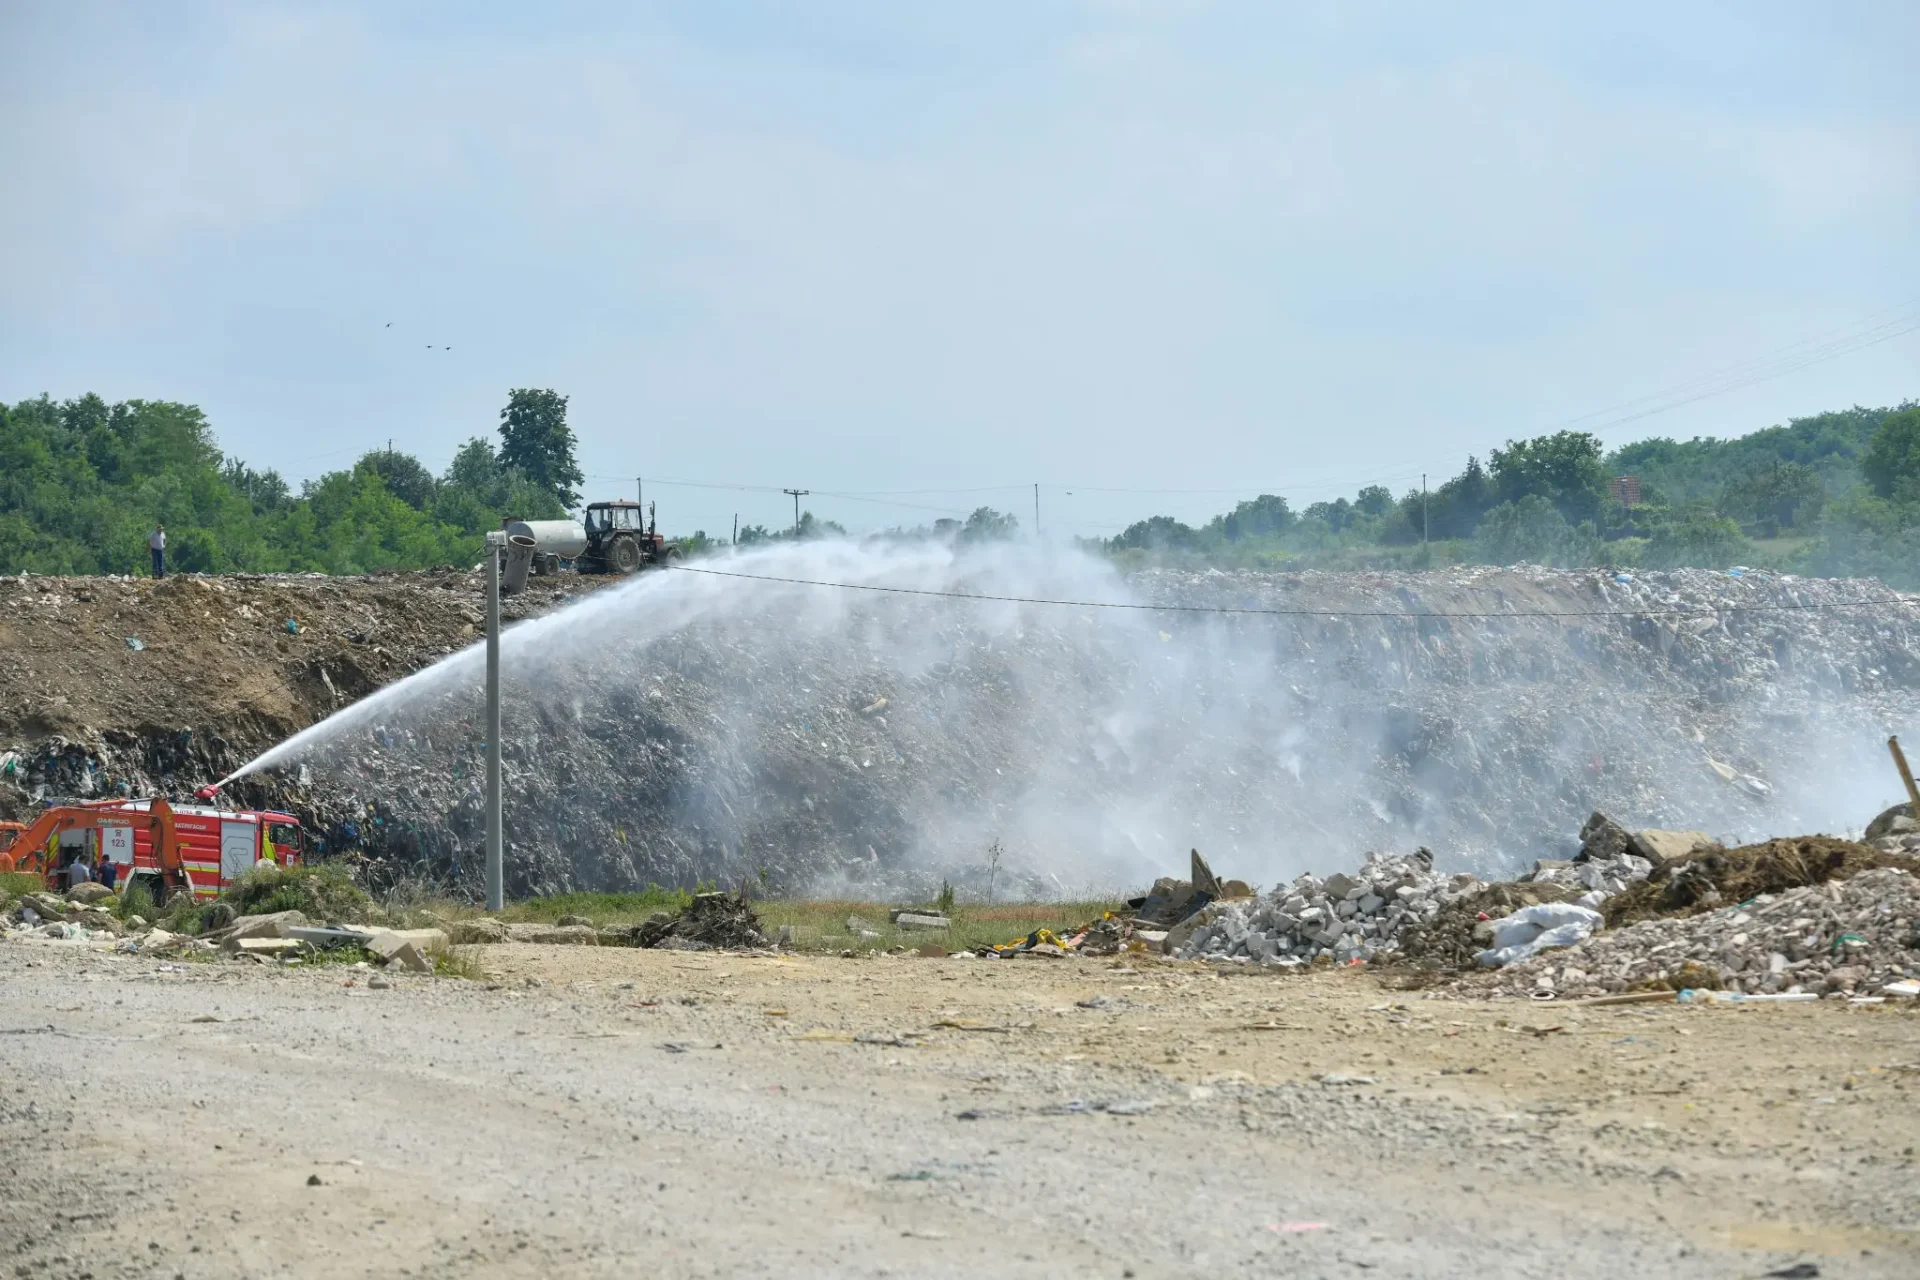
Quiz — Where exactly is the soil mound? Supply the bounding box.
[1602,836,1920,927]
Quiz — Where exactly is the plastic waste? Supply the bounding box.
[1475,902,1602,967]
[1676,989,1818,1004]
[123,637,145,651]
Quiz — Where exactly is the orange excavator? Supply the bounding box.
[0,799,195,900]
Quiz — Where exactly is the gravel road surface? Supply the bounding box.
[3,940,1915,1278]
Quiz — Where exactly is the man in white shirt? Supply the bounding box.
[150,525,166,578]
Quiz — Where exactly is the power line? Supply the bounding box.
[666,564,1919,621]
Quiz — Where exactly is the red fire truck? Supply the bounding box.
[75,798,305,900]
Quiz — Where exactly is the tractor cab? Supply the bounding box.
[584,501,647,536]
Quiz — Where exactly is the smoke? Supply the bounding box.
[234,539,1920,896]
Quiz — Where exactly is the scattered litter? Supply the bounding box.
[123,637,145,651]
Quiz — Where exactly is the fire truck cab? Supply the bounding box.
[79,799,304,901]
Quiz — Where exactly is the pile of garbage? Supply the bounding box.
[633,891,769,951]
[1171,849,1476,965]
[1489,866,1920,999]
[8,562,1920,900]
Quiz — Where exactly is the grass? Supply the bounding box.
[1,871,43,899]
[492,887,694,924]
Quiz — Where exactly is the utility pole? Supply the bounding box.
[636,476,643,510]
[483,530,505,912]
[1422,473,1429,544]
[1034,483,1040,537]
[783,488,809,537]
[732,514,738,546]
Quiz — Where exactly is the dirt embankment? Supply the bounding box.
[0,569,601,824]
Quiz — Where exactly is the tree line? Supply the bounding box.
[1107,402,1920,584]
[3,388,1916,582]
[0,389,581,574]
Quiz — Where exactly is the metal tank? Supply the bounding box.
[504,519,588,560]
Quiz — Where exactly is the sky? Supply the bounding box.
[4,0,1917,540]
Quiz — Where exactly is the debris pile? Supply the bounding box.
[1172,849,1477,965]
[1490,866,1920,999]
[1601,836,1918,927]
[634,892,768,951]
[7,564,1920,898]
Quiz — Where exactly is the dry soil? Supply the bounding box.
[3,939,1916,1278]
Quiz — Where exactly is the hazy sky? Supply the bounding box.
[5,1,1916,539]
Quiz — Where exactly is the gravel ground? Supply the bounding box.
[3,939,1917,1278]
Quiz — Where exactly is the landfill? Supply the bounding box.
[3,561,1920,904]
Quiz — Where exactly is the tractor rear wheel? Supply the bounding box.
[608,536,642,573]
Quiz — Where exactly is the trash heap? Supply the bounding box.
[10,563,1920,901]
[1489,866,1920,999]
[633,891,768,951]
[1512,811,1683,905]
[1172,849,1479,965]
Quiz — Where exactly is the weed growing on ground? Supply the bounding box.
[434,947,487,980]
[494,886,694,924]
[0,871,43,899]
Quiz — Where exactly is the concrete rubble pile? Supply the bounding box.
[1490,866,1920,1000]
[1172,849,1477,965]
[8,565,1920,899]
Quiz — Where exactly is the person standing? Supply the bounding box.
[66,853,92,891]
[149,524,166,579]
[96,851,118,892]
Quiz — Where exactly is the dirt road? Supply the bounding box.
[3,939,1915,1278]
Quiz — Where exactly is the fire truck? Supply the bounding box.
[0,798,304,901]
[82,798,304,900]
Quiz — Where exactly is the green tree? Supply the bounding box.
[1353,485,1394,519]
[1490,431,1608,526]
[1216,494,1294,542]
[1109,515,1197,551]
[1716,462,1825,537]
[1641,513,1753,569]
[357,449,437,511]
[1470,496,1600,567]
[959,506,1019,542]
[497,389,583,509]
[1860,404,1920,502]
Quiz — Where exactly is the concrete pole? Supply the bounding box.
[485,531,504,912]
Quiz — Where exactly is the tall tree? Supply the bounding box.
[497,388,583,509]
[1490,430,1608,526]
[1861,404,1920,503]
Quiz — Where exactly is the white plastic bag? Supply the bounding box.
[1476,903,1602,967]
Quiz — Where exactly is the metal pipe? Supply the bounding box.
[485,531,505,912]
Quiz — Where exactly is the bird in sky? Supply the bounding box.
[384,322,391,327]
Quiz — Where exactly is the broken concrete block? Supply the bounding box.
[226,911,309,941]
[1630,829,1717,865]
[67,882,114,905]
[366,928,449,966]
[1321,874,1358,901]
[893,912,950,931]
[232,937,301,957]
[447,918,507,944]
[23,893,68,921]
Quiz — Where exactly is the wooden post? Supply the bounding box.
[1889,736,1920,814]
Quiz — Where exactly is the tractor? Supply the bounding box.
[580,500,680,574]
